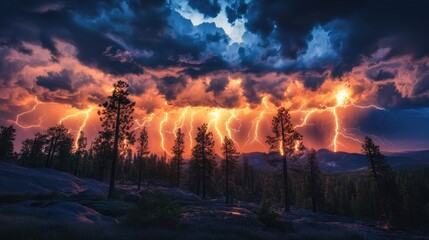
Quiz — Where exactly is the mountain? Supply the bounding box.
[237,149,429,172]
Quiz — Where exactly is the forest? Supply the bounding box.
[1,80,428,232]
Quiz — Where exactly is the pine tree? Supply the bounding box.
[190,124,216,198]
[56,132,74,171]
[266,107,304,212]
[172,128,185,187]
[362,137,390,183]
[99,80,135,197]
[361,136,391,223]
[305,149,322,212]
[92,130,113,181]
[221,136,239,203]
[242,153,254,200]
[44,124,73,169]
[74,131,87,176]
[20,132,47,167]
[0,125,16,160]
[137,127,149,190]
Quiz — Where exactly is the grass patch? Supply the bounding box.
[126,192,182,228]
[257,200,281,229]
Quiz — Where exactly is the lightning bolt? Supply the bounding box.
[208,108,223,144]
[246,96,269,146]
[225,110,241,146]
[59,106,93,150]
[159,112,170,155]
[189,110,195,150]
[292,86,385,152]
[13,96,45,129]
[173,107,188,137]
[134,113,156,130]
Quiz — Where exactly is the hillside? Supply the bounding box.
[238,149,429,172]
[0,161,426,240]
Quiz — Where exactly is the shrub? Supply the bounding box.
[257,200,281,228]
[126,192,182,228]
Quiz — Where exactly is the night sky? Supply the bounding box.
[1,0,429,155]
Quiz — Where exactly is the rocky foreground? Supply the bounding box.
[0,161,427,240]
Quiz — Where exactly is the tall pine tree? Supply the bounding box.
[44,124,73,169]
[362,136,391,222]
[74,131,87,176]
[221,136,239,203]
[190,124,216,198]
[266,107,304,212]
[172,128,185,187]
[137,127,149,190]
[305,149,322,212]
[0,125,16,160]
[99,80,135,197]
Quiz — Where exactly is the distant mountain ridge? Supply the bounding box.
[236,149,429,172]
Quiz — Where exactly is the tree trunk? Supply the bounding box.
[74,154,79,176]
[310,163,316,212]
[81,155,86,177]
[226,155,229,203]
[282,155,290,212]
[177,158,180,187]
[46,137,54,167]
[138,156,142,190]
[280,115,290,212]
[108,101,121,198]
[170,162,173,187]
[368,151,388,223]
[202,157,206,198]
[202,137,206,198]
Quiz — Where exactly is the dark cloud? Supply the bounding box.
[245,0,429,75]
[298,72,328,90]
[225,0,248,24]
[376,83,429,110]
[36,70,73,91]
[241,77,287,106]
[156,75,187,101]
[0,48,25,86]
[205,77,229,95]
[188,0,221,18]
[413,75,429,96]
[182,56,230,78]
[366,69,396,81]
[35,69,95,93]
[241,78,259,104]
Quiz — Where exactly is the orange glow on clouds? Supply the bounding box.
[10,80,386,156]
[6,41,388,155]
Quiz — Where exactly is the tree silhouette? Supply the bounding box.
[20,132,47,167]
[92,130,114,181]
[45,124,73,169]
[305,149,322,212]
[74,131,87,176]
[0,125,16,160]
[266,107,304,212]
[98,80,135,197]
[190,124,216,198]
[221,136,239,203]
[172,128,185,187]
[362,136,391,221]
[137,127,149,190]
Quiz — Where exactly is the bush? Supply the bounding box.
[126,192,182,228]
[257,200,281,228]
